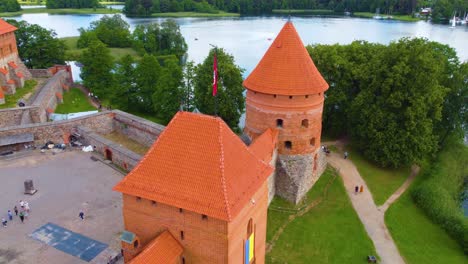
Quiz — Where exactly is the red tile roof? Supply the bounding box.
[129,231,183,264]
[7,80,15,84]
[249,128,278,163]
[243,21,329,96]
[0,68,7,75]
[113,111,273,222]
[0,90,4,99]
[8,61,18,69]
[46,108,54,113]
[0,19,17,35]
[55,92,62,99]
[16,72,23,78]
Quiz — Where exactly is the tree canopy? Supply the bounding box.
[46,0,99,9]
[6,20,67,69]
[78,15,132,48]
[0,0,20,12]
[132,20,187,56]
[308,38,467,168]
[194,48,245,132]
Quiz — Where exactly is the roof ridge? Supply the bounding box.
[217,118,232,221]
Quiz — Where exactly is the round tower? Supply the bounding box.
[243,21,329,203]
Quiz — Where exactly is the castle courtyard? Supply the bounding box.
[0,151,123,264]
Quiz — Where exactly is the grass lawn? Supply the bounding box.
[62,36,141,61]
[385,175,467,264]
[150,11,239,17]
[0,8,121,17]
[100,131,149,155]
[353,12,420,22]
[266,168,377,263]
[54,88,95,114]
[0,80,37,109]
[347,147,410,205]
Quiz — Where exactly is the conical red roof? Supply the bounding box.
[113,112,273,222]
[0,19,17,35]
[243,21,328,95]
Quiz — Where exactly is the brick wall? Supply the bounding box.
[121,182,269,264]
[30,69,71,112]
[77,126,141,172]
[113,110,165,147]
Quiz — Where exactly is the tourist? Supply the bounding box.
[19,211,24,223]
[79,211,84,220]
[7,210,13,221]
[13,206,18,216]
[2,218,7,227]
[344,151,348,159]
[25,202,30,213]
[355,185,359,194]
[360,185,364,193]
[19,200,25,209]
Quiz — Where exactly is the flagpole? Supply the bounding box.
[210,44,218,117]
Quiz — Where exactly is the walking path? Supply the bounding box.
[327,152,411,264]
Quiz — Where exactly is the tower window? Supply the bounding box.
[301,119,309,128]
[180,231,184,240]
[247,218,253,236]
[305,95,309,98]
[182,257,185,264]
[276,119,283,128]
[202,214,208,220]
[133,240,139,249]
[179,208,183,213]
[151,201,157,206]
[285,141,292,149]
[273,94,277,98]
[136,197,141,202]
[310,138,316,147]
[289,96,293,99]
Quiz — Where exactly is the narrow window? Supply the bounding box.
[289,96,293,99]
[301,119,309,128]
[305,95,309,98]
[136,197,141,202]
[276,119,283,128]
[182,257,185,264]
[247,218,253,236]
[285,141,292,149]
[202,214,208,220]
[310,138,316,147]
[133,240,139,249]
[179,208,183,213]
[151,201,157,206]
[180,231,184,240]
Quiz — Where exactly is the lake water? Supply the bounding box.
[5,14,468,75]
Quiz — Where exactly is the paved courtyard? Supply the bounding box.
[0,151,124,264]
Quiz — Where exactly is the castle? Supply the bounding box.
[0,19,31,105]
[114,21,329,264]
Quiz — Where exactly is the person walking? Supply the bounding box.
[344,151,349,159]
[24,202,30,213]
[79,211,84,220]
[2,218,7,227]
[354,185,359,194]
[19,211,24,223]
[14,206,18,216]
[360,185,364,193]
[7,210,13,221]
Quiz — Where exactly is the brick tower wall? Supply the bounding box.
[244,90,327,204]
[121,182,269,264]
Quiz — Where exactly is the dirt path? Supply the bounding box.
[379,165,419,212]
[327,152,406,264]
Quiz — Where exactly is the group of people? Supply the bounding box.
[2,200,30,227]
[354,185,364,194]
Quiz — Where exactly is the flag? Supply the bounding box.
[244,233,255,264]
[212,53,218,96]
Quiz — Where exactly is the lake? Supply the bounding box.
[5,14,468,77]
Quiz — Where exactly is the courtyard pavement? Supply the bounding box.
[0,151,124,264]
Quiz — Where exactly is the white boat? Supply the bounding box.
[450,15,456,28]
[373,15,383,20]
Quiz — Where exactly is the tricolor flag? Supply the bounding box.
[212,53,218,96]
[244,233,255,264]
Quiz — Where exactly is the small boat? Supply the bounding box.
[449,15,456,28]
[194,38,198,41]
[373,15,383,20]
[267,38,272,41]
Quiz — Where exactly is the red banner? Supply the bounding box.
[212,53,218,96]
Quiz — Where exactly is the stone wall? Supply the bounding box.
[29,69,52,78]
[113,110,165,147]
[0,112,114,147]
[77,126,142,172]
[0,106,49,128]
[275,148,327,204]
[31,69,72,113]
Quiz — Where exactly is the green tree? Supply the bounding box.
[134,54,161,113]
[194,48,245,132]
[7,20,66,69]
[112,55,136,111]
[182,60,196,111]
[0,0,21,12]
[153,56,184,123]
[46,0,99,8]
[159,19,188,56]
[350,38,449,167]
[79,15,131,48]
[80,40,115,98]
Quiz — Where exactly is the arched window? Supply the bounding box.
[247,218,253,236]
[285,141,292,149]
[301,119,309,128]
[310,138,316,147]
[180,231,184,240]
[276,119,283,128]
[133,240,139,249]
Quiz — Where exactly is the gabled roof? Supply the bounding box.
[113,111,274,222]
[129,231,183,264]
[0,19,17,35]
[243,21,329,95]
[249,128,278,163]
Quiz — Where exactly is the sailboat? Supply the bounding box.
[450,15,456,28]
